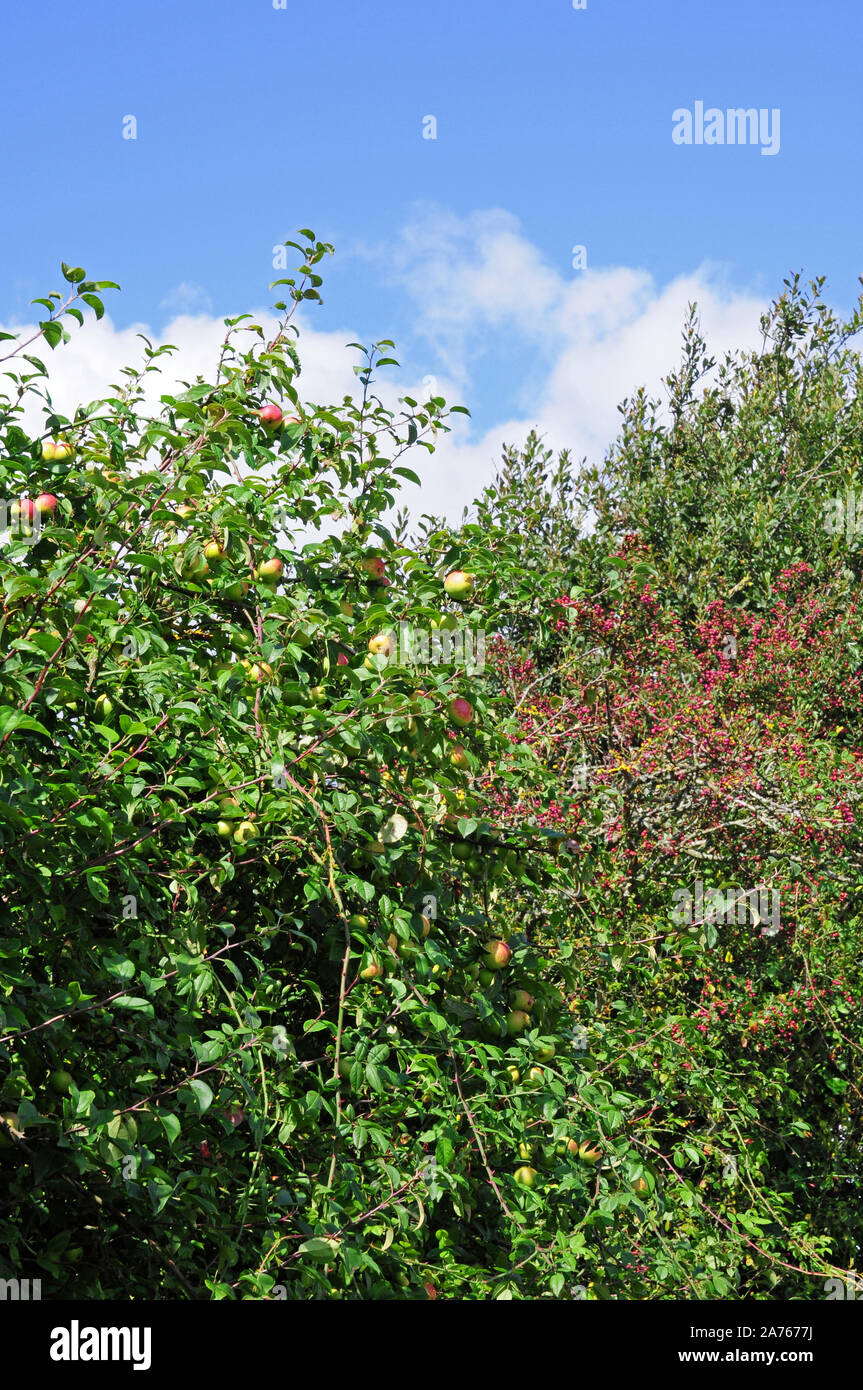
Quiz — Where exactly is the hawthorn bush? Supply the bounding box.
[0,250,859,1300]
[428,276,863,1298]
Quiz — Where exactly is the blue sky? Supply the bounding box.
[2,0,861,515]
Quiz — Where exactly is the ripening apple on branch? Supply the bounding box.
[506,1008,531,1035]
[514,1165,539,1189]
[41,438,75,462]
[359,957,384,980]
[511,989,535,1012]
[361,554,386,583]
[443,569,475,602]
[448,697,473,728]
[483,939,512,970]
[367,631,395,659]
[255,557,283,586]
[10,499,36,526]
[449,744,470,769]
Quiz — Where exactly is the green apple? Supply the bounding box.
[242,660,273,683]
[578,1141,601,1165]
[443,570,475,602]
[182,553,210,581]
[204,540,228,564]
[506,1009,531,1036]
[525,1066,545,1089]
[534,1040,556,1063]
[511,989,535,1012]
[514,1165,538,1189]
[216,820,233,839]
[233,820,259,845]
[94,694,114,721]
[49,1068,73,1095]
[367,631,395,658]
[255,557,284,586]
[0,1113,19,1149]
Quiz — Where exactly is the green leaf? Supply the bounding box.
[186,1079,214,1114]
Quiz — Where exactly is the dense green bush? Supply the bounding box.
[0,252,859,1299]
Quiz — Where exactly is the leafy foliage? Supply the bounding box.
[0,253,859,1300]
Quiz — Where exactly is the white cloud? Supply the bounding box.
[1,209,769,524]
[158,281,213,315]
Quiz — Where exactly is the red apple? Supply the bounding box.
[34,493,58,516]
[10,498,36,525]
[449,744,470,770]
[448,697,474,728]
[259,403,283,428]
[361,555,386,581]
